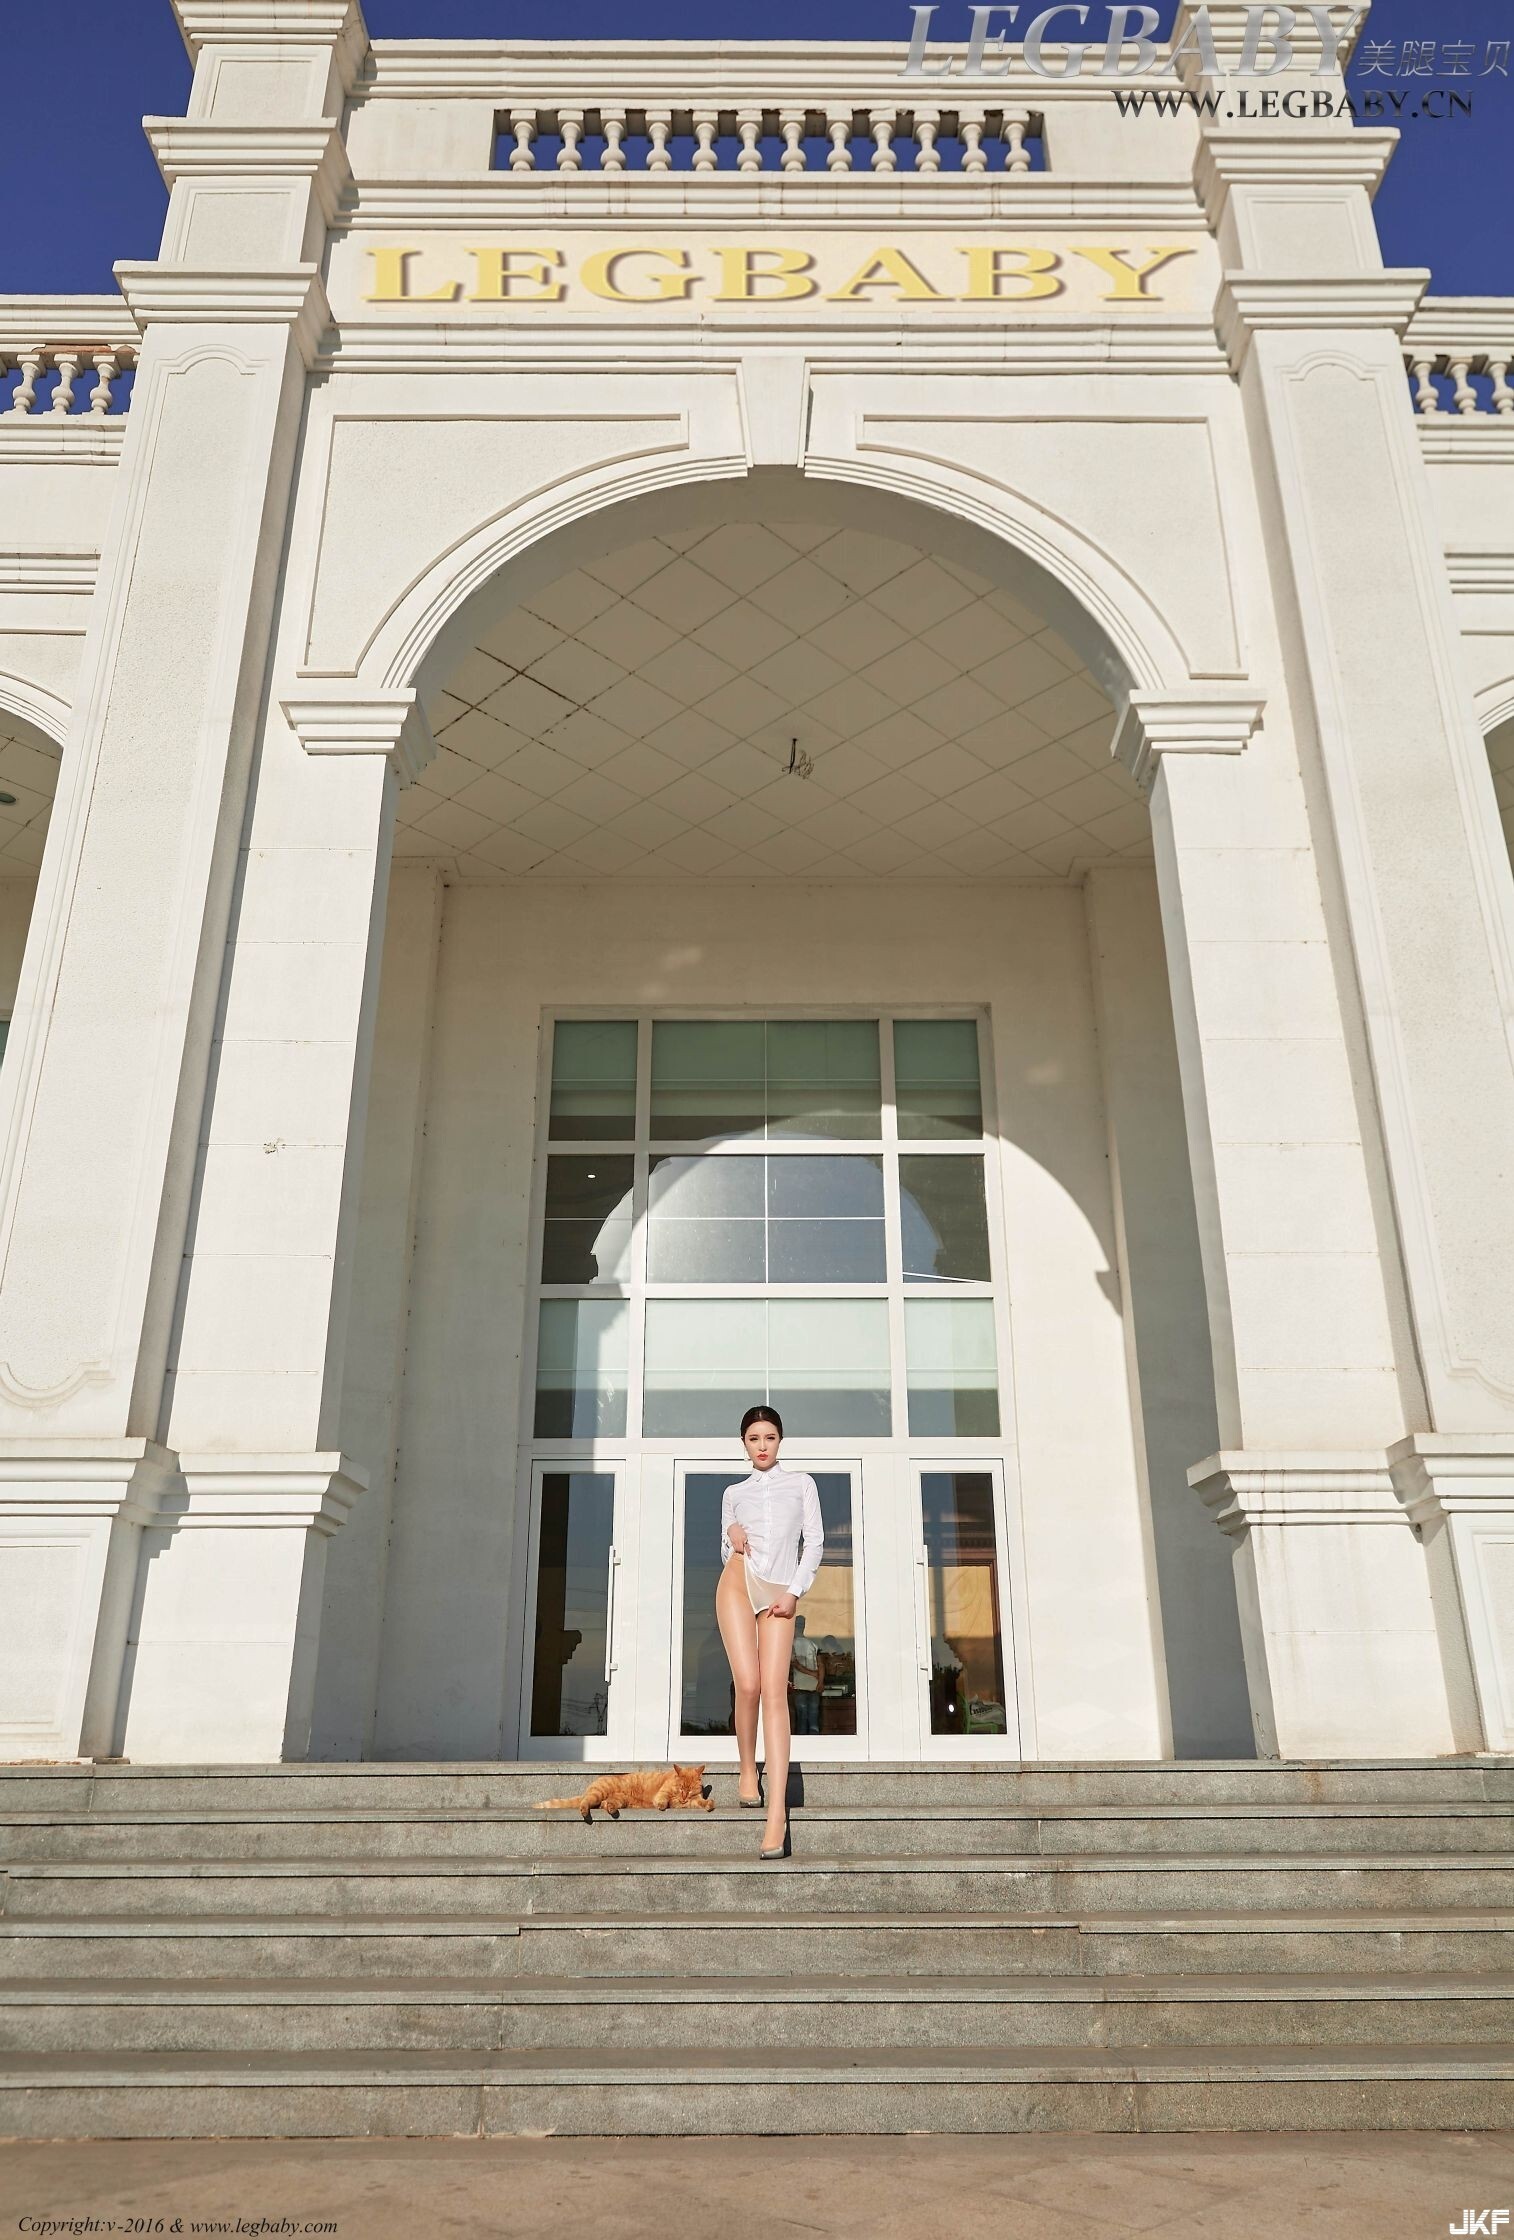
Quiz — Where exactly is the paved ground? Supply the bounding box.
[0,2133,1511,2239]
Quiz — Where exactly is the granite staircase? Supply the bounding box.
[1,1758,1512,2137]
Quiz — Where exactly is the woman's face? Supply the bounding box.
[743,1419,780,1471]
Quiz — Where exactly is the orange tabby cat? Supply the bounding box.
[533,1764,712,1823]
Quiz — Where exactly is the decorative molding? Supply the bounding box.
[340,176,1207,231]
[1111,687,1265,790]
[1388,1434,1514,1522]
[1194,130,1397,225]
[1446,554,1514,598]
[145,119,354,222]
[112,263,332,367]
[1190,1451,1405,1532]
[0,421,127,467]
[1171,0,1368,68]
[176,0,367,81]
[1405,296,1514,361]
[1215,271,1430,371]
[0,1438,176,1524]
[364,39,1068,100]
[282,684,436,786]
[162,1451,368,1537]
[0,1359,112,1409]
[0,551,99,597]
[1418,420,1514,466]
[0,671,71,748]
[0,296,140,347]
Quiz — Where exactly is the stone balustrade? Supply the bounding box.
[1405,299,1514,417]
[0,302,139,419]
[494,104,1044,174]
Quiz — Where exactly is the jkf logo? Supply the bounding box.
[1449,2216,1512,2236]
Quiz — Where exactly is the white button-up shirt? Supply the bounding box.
[719,1465,825,1599]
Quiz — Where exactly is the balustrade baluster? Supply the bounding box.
[88,349,119,416]
[646,110,672,171]
[870,112,897,171]
[1450,357,1478,415]
[9,347,43,416]
[826,114,853,171]
[1491,358,1514,417]
[692,109,719,170]
[1409,355,1440,414]
[737,110,763,172]
[960,117,988,173]
[914,112,941,172]
[600,112,627,171]
[49,351,78,414]
[507,110,536,172]
[557,110,584,171]
[1003,108,1033,171]
[779,111,807,171]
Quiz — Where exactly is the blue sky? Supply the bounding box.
[2,0,1506,296]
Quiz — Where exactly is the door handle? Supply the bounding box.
[916,1542,932,1675]
[604,1543,620,1683]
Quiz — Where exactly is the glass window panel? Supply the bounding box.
[541,1156,634,1283]
[768,1152,885,1282]
[894,1019,983,1140]
[921,1472,1008,1737]
[651,1021,764,1140]
[767,1019,881,1139]
[648,1155,764,1281]
[680,1471,857,1737]
[905,1299,1000,1435]
[643,1299,766,1435]
[530,1471,615,1737]
[899,1155,991,1283]
[534,1299,629,1437]
[766,1154,884,1220]
[549,1020,637,1140]
[768,1220,885,1283]
[769,1299,892,1436]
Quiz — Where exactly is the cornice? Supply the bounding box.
[175,1,368,88]
[1388,1434,1514,1524]
[361,39,1091,102]
[0,551,99,596]
[1418,420,1514,465]
[1194,130,1397,225]
[111,264,332,366]
[1190,1451,1402,1533]
[170,1451,368,1536]
[145,119,355,222]
[0,1438,177,1524]
[339,174,1206,231]
[1111,687,1265,789]
[1445,553,1514,596]
[1170,0,1367,70]
[318,314,1229,377]
[0,422,126,467]
[1215,270,1430,371]
[0,296,141,346]
[1405,296,1514,359]
[282,684,435,787]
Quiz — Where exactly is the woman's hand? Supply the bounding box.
[767,1592,798,1620]
[726,1524,750,1555]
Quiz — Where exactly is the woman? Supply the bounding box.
[716,1405,824,1860]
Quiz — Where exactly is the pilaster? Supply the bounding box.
[1192,1452,1456,1757]
[1389,1437,1514,1752]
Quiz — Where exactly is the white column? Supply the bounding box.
[1115,691,1456,1755]
[118,691,431,1763]
[1203,122,1514,1746]
[0,3,369,1760]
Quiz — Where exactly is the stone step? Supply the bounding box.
[5,1853,1508,1920]
[6,1760,1511,1812]
[1,2042,1510,2137]
[6,1909,1511,1981]
[4,1971,1512,2054]
[5,1801,1511,1863]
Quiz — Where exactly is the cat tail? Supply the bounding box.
[532,1794,586,1810]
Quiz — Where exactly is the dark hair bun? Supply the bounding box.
[739,1404,784,1439]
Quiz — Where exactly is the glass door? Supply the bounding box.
[907,1463,1021,1755]
[518,1461,634,1760]
[671,1461,867,1758]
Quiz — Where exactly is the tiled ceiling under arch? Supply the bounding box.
[399,520,1152,881]
[0,721,61,879]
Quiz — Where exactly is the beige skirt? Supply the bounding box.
[744,1556,791,1615]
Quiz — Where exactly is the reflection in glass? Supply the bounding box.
[681,1471,857,1736]
[767,1020,881,1139]
[534,1299,629,1436]
[905,1299,1000,1435]
[894,1019,983,1140]
[899,1155,991,1283]
[643,1298,891,1437]
[648,1156,764,1281]
[649,1020,882,1141]
[550,1020,637,1140]
[530,1471,614,1736]
[651,1021,764,1140]
[541,1156,634,1283]
[921,1471,1008,1737]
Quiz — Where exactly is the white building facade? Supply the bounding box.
[1,0,1513,1772]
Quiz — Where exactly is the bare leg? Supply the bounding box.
[716,1555,762,1801]
[757,1607,797,1850]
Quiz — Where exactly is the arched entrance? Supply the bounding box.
[309,474,1253,1767]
